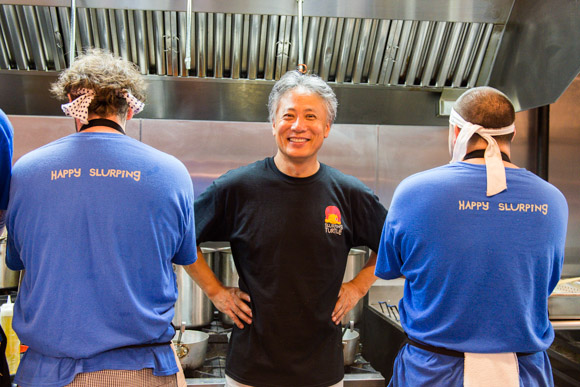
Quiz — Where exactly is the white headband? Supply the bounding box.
[449,108,515,197]
[61,88,145,125]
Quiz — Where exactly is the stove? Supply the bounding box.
[182,317,384,387]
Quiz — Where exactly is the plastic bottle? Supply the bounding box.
[0,296,20,375]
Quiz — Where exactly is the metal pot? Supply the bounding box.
[0,235,20,289]
[218,247,238,326]
[172,330,209,370]
[173,247,216,328]
[342,322,360,366]
[341,248,367,326]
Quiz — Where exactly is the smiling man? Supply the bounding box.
[187,70,387,387]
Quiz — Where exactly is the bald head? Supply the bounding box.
[454,86,516,145]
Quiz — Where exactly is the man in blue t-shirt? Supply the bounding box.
[0,109,13,231]
[375,87,568,386]
[0,109,14,387]
[6,50,196,387]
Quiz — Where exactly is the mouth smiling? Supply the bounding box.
[289,137,309,143]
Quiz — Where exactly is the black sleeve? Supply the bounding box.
[194,178,231,244]
[350,184,388,252]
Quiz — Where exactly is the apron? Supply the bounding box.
[406,337,527,386]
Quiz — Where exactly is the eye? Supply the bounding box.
[282,113,294,119]
[306,114,316,119]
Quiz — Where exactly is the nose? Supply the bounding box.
[291,116,306,132]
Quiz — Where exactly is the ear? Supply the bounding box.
[453,125,461,145]
[67,94,72,103]
[126,108,134,121]
[323,122,331,139]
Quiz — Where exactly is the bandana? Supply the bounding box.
[61,88,145,124]
[449,108,515,197]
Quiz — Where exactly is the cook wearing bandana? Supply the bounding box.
[375,86,568,386]
[6,49,192,387]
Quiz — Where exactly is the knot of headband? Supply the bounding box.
[449,108,515,197]
[61,88,145,125]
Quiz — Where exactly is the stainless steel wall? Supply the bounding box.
[6,76,580,275]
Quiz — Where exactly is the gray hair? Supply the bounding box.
[268,70,338,124]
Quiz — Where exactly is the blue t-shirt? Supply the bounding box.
[0,109,13,210]
[376,162,568,385]
[6,132,197,386]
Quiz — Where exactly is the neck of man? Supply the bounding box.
[76,113,126,134]
[273,152,320,178]
[463,140,518,168]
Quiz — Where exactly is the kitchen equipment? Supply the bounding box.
[172,330,209,371]
[548,277,580,320]
[173,247,216,328]
[342,320,360,366]
[218,247,238,326]
[341,248,367,325]
[0,235,20,289]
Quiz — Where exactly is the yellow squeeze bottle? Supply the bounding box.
[0,296,20,375]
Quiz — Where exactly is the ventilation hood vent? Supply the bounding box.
[0,0,578,125]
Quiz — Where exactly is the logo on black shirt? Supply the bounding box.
[325,206,343,235]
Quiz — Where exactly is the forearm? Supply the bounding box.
[183,246,226,298]
[349,250,379,296]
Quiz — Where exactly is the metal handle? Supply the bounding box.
[184,0,192,69]
[296,0,305,71]
[69,0,76,66]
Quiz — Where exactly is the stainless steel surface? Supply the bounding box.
[0,0,513,23]
[341,248,367,325]
[551,321,580,330]
[0,0,533,123]
[172,330,210,371]
[488,0,580,111]
[342,325,360,366]
[549,279,580,320]
[173,247,216,328]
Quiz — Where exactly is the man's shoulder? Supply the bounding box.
[214,158,270,184]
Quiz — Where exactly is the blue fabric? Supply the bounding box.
[0,109,13,210]
[6,132,197,386]
[15,346,178,387]
[389,345,554,387]
[376,163,568,382]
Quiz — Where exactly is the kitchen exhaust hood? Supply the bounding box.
[0,0,578,125]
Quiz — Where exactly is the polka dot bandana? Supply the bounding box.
[61,88,145,124]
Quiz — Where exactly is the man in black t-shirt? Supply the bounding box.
[185,71,387,387]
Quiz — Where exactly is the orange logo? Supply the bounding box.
[325,206,341,225]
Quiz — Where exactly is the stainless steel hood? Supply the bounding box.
[0,0,578,125]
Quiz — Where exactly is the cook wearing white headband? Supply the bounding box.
[449,99,516,197]
[375,85,568,387]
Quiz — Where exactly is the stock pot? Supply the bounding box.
[341,248,367,325]
[173,247,216,328]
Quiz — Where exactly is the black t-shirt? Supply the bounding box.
[195,157,387,387]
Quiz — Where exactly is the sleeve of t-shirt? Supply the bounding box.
[6,233,24,271]
[0,109,14,211]
[194,177,230,244]
[172,170,198,266]
[351,183,388,252]
[375,214,403,279]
